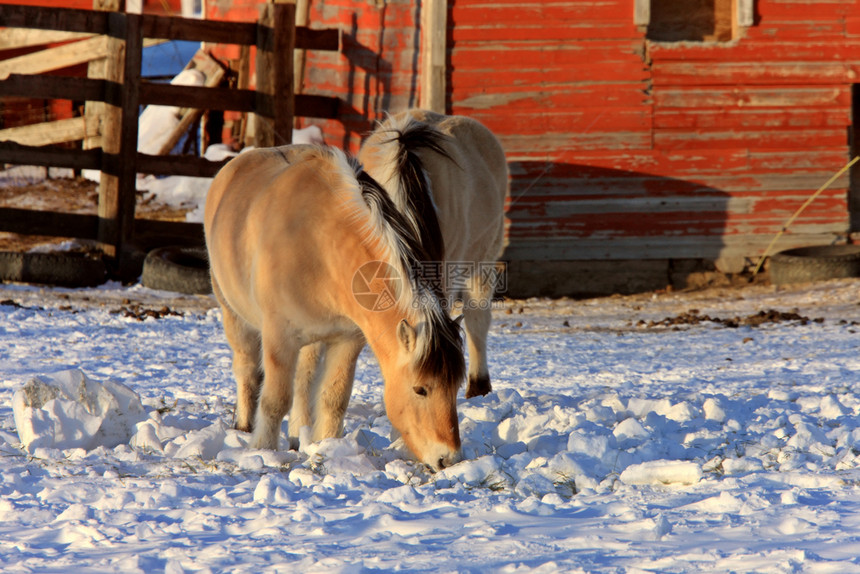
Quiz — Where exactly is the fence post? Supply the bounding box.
[255,0,296,147]
[97,9,142,278]
[419,0,447,113]
[84,0,122,151]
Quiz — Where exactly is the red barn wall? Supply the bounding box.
[204,0,860,292]
[448,0,859,280]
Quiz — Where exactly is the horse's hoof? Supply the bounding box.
[466,374,491,398]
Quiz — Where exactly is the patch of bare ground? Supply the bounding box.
[638,309,825,329]
[0,176,188,252]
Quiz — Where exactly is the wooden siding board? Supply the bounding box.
[452,43,645,67]
[451,22,641,42]
[648,40,860,62]
[448,65,650,89]
[452,84,650,111]
[651,62,857,85]
[653,127,847,150]
[653,107,849,130]
[652,86,850,108]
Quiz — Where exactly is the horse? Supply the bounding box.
[359,110,509,398]
[203,144,466,470]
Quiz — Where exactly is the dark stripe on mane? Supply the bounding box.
[378,120,456,264]
[354,166,466,391]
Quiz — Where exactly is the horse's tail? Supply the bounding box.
[369,115,454,263]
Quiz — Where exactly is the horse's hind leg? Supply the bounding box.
[463,273,495,398]
[251,326,300,450]
[213,276,262,432]
[312,336,365,441]
[463,304,492,398]
[288,341,324,448]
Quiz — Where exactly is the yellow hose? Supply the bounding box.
[752,156,860,277]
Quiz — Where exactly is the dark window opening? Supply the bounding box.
[647,0,735,42]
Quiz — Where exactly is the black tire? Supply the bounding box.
[0,251,106,288]
[141,246,212,295]
[769,245,860,286]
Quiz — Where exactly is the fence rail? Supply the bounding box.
[0,1,341,278]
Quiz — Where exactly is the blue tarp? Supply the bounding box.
[140,40,200,79]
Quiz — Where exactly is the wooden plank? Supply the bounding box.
[0,5,110,35]
[140,13,257,45]
[453,84,650,111]
[419,0,447,113]
[83,0,119,153]
[452,41,645,67]
[139,12,338,50]
[653,107,849,130]
[653,86,849,108]
[651,62,855,86]
[751,0,857,19]
[97,11,142,262]
[116,11,143,263]
[0,4,337,50]
[254,1,296,147]
[295,94,340,119]
[500,131,653,153]
[0,35,108,79]
[0,209,100,240]
[654,127,847,151]
[137,83,339,118]
[139,82,256,111]
[0,74,117,104]
[500,232,846,261]
[649,39,860,62]
[295,27,340,52]
[0,116,99,146]
[451,21,640,42]
[137,153,230,178]
[0,141,102,170]
[0,29,94,50]
[450,65,650,89]
[464,107,652,135]
[454,1,639,23]
[294,0,311,98]
[634,0,650,25]
[133,219,204,248]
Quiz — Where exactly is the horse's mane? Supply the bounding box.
[364,115,457,264]
[346,157,465,391]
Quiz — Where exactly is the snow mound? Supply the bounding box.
[619,460,703,486]
[12,369,147,452]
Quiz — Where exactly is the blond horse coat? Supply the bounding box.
[359,110,509,398]
[204,145,465,470]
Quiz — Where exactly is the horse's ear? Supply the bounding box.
[398,319,417,353]
[454,314,465,327]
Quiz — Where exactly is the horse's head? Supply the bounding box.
[382,318,464,471]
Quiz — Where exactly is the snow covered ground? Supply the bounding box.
[2,277,860,572]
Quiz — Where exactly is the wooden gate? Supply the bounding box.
[0,1,340,278]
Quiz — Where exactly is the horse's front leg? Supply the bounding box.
[251,326,300,450]
[312,335,365,441]
[288,342,324,449]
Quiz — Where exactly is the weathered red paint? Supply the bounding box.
[199,0,860,264]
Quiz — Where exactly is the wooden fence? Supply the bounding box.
[0,1,340,278]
